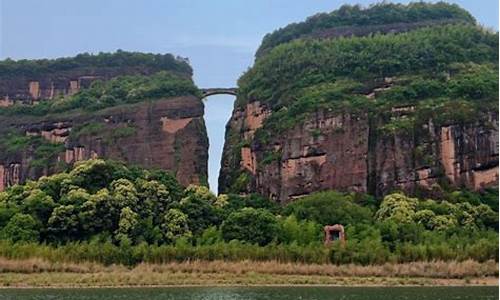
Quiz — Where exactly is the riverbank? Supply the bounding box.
[0,258,497,288]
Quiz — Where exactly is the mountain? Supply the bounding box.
[0,51,208,190]
[219,2,499,202]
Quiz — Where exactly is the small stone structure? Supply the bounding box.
[324,224,345,245]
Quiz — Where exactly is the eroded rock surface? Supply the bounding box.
[220,102,498,202]
[0,96,208,190]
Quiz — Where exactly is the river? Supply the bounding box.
[0,286,497,300]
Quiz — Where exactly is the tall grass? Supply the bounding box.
[0,240,497,267]
[0,257,496,279]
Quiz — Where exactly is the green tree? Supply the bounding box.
[221,208,279,245]
[136,179,174,222]
[115,207,140,244]
[22,189,56,224]
[279,215,321,245]
[110,179,139,209]
[180,187,220,236]
[47,205,80,240]
[161,208,192,243]
[429,215,457,231]
[284,191,373,226]
[0,213,39,242]
[375,193,418,223]
[413,209,435,229]
[69,159,118,192]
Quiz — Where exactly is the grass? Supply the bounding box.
[0,258,496,287]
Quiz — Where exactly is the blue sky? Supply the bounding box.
[1,0,498,192]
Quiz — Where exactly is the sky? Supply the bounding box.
[1,0,498,193]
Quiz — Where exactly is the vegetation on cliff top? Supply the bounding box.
[256,2,475,57]
[0,159,497,266]
[0,50,193,78]
[0,71,200,116]
[240,25,497,109]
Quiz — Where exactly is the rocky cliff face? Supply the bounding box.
[0,96,208,190]
[219,101,498,202]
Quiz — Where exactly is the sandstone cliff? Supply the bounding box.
[0,96,208,191]
[219,100,498,202]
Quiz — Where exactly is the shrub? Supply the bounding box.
[221,208,279,246]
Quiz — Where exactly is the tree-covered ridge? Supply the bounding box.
[256,2,475,57]
[0,71,201,116]
[0,50,193,78]
[236,24,498,142]
[0,159,497,265]
[241,25,497,108]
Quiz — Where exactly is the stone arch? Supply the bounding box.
[200,88,238,100]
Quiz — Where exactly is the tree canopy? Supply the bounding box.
[256,2,475,57]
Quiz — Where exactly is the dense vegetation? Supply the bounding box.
[241,25,497,109]
[256,2,475,57]
[0,71,200,116]
[0,50,192,78]
[0,131,66,173]
[0,159,497,265]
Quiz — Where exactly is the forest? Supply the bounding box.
[0,50,192,78]
[0,159,497,266]
[256,2,475,57]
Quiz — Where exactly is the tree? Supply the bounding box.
[473,204,498,230]
[413,209,435,230]
[110,179,139,209]
[221,208,279,245]
[1,213,39,242]
[183,185,217,205]
[279,215,321,245]
[115,207,140,244]
[284,191,373,226]
[47,205,80,240]
[22,189,56,224]
[69,159,118,192]
[375,193,418,224]
[60,187,91,206]
[180,187,220,236]
[79,188,120,233]
[161,208,192,243]
[36,173,72,202]
[429,215,457,231]
[136,179,173,222]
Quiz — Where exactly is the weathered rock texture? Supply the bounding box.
[0,96,208,190]
[219,102,498,203]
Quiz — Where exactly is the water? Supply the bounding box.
[0,286,497,300]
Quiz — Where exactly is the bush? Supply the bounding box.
[1,213,40,243]
[221,208,279,246]
[284,191,373,226]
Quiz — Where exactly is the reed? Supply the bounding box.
[0,257,497,279]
